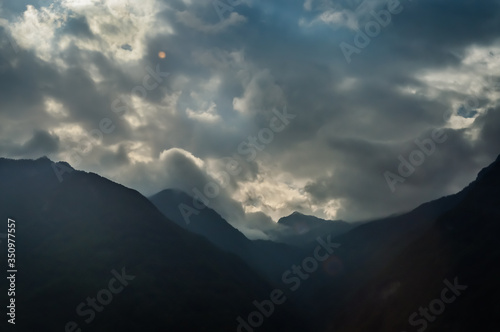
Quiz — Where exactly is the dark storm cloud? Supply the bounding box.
[0,43,135,165]
[20,129,60,155]
[98,143,130,168]
[0,0,499,227]
[473,106,500,157]
[303,127,483,221]
[0,129,59,158]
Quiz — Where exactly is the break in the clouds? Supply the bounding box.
[0,0,499,238]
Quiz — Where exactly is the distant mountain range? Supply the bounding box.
[274,211,355,246]
[1,154,500,331]
[149,188,305,284]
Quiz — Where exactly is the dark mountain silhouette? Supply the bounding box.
[273,211,355,246]
[1,153,499,332]
[0,157,306,332]
[311,155,500,331]
[149,189,305,284]
[278,211,338,227]
[149,189,252,254]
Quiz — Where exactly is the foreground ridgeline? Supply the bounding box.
[0,157,305,332]
[1,154,499,332]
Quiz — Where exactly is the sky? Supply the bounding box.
[0,0,499,239]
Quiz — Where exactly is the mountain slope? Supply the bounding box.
[149,188,253,255]
[149,189,305,285]
[319,155,500,331]
[0,157,306,332]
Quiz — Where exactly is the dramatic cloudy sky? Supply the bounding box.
[1,0,499,238]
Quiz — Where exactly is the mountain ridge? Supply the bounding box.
[0,157,307,332]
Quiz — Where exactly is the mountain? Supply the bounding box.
[0,157,306,332]
[149,189,252,255]
[278,212,339,228]
[299,182,468,329]
[313,155,500,331]
[146,173,474,330]
[149,189,305,285]
[273,211,355,246]
[3,153,499,332]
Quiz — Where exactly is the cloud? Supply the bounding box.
[176,10,247,34]
[1,0,500,231]
[0,130,60,159]
[98,147,276,238]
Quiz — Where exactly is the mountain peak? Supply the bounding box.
[476,153,500,182]
[278,211,333,225]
